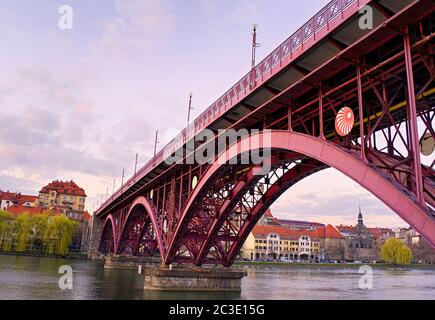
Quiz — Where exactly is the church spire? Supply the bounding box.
[358,205,363,227]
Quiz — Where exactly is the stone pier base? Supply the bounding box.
[104,255,160,270]
[143,266,246,291]
[86,215,103,260]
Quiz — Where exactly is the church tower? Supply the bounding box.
[357,205,364,229]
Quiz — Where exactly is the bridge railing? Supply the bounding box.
[97,0,358,213]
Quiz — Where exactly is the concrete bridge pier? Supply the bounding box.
[103,255,160,269]
[87,215,103,260]
[143,266,246,292]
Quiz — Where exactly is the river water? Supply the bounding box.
[0,255,434,300]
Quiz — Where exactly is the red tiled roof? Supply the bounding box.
[336,224,393,238]
[7,205,62,217]
[311,227,325,238]
[368,227,394,239]
[16,195,38,205]
[336,225,355,233]
[278,219,325,228]
[253,225,319,240]
[0,191,19,201]
[0,192,38,205]
[253,224,345,240]
[83,211,92,222]
[39,180,86,197]
[264,209,273,218]
[325,224,345,239]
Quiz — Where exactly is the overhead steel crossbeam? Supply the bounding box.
[96,1,435,266]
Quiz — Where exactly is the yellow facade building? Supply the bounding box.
[37,180,87,220]
[240,225,322,261]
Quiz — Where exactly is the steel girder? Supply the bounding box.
[96,10,435,266]
[100,197,165,258]
[99,215,116,254]
[155,131,434,266]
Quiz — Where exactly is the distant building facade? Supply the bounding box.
[240,210,345,261]
[1,181,91,252]
[37,180,87,222]
[257,210,325,230]
[337,208,394,260]
[0,191,38,211]
[241,225,322,261]
[395,228,435,263]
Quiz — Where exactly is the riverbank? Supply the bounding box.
[0,251,88,260]
[234,260,435,269]
[1,254,435,299]
[2,252,433,270]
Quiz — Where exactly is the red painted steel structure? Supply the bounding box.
[97,0,435,267]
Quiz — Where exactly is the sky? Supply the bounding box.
[0,0,411,228]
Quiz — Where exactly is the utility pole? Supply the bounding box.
[121,168,125,191]
[134,153,138,176]
[187,92,194,125]
[112,179,115,195]
[154,130,159,157]
[250,24,260,89]
[106,187,109,201]
[251,24,260,70]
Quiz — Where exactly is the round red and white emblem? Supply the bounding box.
[335,106,355,137]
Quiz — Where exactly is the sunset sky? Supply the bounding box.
[0,0,411,228]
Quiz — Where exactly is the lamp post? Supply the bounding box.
[187,92,193,125]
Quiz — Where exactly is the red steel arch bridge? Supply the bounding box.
[93,0,435,267]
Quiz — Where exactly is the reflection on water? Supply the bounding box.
[0,255,434,300]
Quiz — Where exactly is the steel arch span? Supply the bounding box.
[116,196,165,258]
[99,215,116,254]
[165,131,435,266]
[93,1,435,267]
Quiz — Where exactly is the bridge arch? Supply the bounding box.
[198,159,328,265]
[99,214,116,254]
[166,130,435,265]
[117,196,166,258]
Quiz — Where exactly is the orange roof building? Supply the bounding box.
[39,180,86,197]
[38,180,87,217]
[0,191,38,211]
[252,224,344,240]
[325,224,346,239]
[6,204,62,217]
[241,213,346,261]
[82,211,92,222]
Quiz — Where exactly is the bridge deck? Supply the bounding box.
[97,0,434,216]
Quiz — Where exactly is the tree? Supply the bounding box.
[380,238,412,267]
[30,213,50,253]
[13,213,32,252]
[0,210,14,252]
[325,239,346,260]
[44,217,57,255]
[51,215,78,256]
[0,210,78,256]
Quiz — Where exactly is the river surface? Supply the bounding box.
[0,255,434,300]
